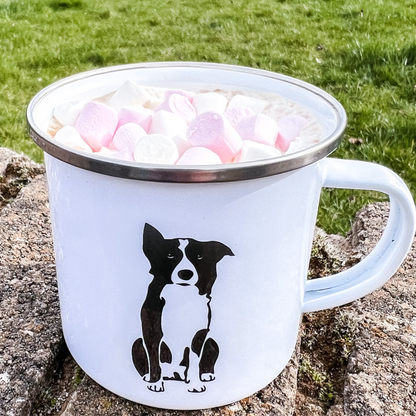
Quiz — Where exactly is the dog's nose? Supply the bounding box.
[177,269,194,280]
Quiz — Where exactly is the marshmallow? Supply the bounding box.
[149,110,188,137]
[187,112,242,163]
[227,94,266,114]
[110,80,151,111]
[117,106,153,132]
[53,100,86,127]
[172,134,191,158]
[286,137,302,154]
[165,89,194,102]
[142,87,166,110]
[235,114,278,146]
[134,134,179,165]
[275,115,307,152]
[54,126,92,152]
[112,123,147,154]
[224,105,255,128]
[75,101,118,152]
[156,93,196,123]
[192,93,228,115]
[96,146,114,156]
[109,148,135,161]
[234,140,282,163]
[176,147,222,165]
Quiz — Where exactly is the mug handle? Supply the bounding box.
[302,158,416,313]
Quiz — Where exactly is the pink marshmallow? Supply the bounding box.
[165,89,194,102]
[224,105,255,128]
[155,93,196,123]
[187,112,242,163]
[176,147,222,166]
[235,114,278,146]
[275,115,307,152]
[117,106,153,132]
[112,123,147,155]
[75,101,118,152]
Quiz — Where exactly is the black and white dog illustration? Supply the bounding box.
[132,223,234,393]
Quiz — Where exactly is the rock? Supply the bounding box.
[342,203,416,416]
[308,227,359,279]
[0,148,45,208]
[0,173,62,416]
[299,202,416,416]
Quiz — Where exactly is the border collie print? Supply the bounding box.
[132,223,234,393]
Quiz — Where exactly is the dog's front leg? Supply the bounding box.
[141,307,164,392]
[143,346,164,392]
[186,350,206,393]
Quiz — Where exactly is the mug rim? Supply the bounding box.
[27,61,347,183]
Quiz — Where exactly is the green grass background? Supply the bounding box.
[1,0,415,234]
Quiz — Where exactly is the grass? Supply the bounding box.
[0,0,415,234]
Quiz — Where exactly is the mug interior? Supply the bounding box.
[27,62,346,182]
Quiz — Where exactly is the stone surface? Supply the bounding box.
[297,203,416,416]
[0,148,45,208]
[0,173,62,416]
[342,203,416,416]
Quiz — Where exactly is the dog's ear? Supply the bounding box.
[213,242,234,263]
[143,223,165,259]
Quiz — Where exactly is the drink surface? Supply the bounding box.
[47,81,325,165]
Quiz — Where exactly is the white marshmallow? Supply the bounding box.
[286,137,302,154]
[110,80,151,111]
[109,148,135,161]
[112,123,147,154]
[96,146,114,156]
[143,86,166,110]
[176,147,222,165]
[234,140,281,163]
[54,126,92,153]
[192,93,228,115]
[149,110,188,137]
[53,100,86,127]
[227,94,266,114]
[134,134,179,165]
[171,134,191,158]
[236,114,278,146]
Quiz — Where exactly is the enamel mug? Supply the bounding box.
[27,63,416,410]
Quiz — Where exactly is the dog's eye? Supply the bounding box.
[197,254,203,260]
[167,253,174,259]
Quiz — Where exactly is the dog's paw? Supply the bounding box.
[187,382,207,393]
[201,372,215,382]
[146,380,165,393]
[143,375,164,392]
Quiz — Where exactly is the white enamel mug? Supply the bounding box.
[27,63,416,410]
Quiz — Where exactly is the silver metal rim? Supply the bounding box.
[27,62,347,183]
